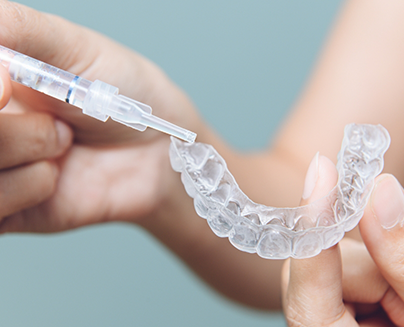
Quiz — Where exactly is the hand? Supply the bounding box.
[282,173,404,326]
[0,1,203,232]
[0,3,292,310]
[0,64,73,221]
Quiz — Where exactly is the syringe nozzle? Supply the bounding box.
[140,113,196,143]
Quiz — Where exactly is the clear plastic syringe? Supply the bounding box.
[0,45,196,143]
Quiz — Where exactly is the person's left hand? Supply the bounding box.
[282,173,404,326]
[0,1,204,233]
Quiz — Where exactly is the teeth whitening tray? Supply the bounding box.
[0,48,389,259]
[170,124,390,259]
[0,45,196,143]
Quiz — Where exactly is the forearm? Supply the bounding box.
[275,0,404,183]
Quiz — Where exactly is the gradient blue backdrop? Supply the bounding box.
[0,1,343,326]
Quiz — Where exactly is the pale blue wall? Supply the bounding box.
[0,1,343,326]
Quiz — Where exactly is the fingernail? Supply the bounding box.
[302,152,319,200]
[371,175,404,229]
[55,119,72,149]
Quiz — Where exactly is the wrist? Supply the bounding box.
[137,164,209,258]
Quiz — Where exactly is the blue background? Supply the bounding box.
[1,1,342,326]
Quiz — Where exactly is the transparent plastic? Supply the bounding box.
[170,124,390,259]
[0,45,196,143]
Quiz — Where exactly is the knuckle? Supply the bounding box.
[29,116,58,158]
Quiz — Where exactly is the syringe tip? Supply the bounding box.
[139,113,197,143]
[184,131,197,143]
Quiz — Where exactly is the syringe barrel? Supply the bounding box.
[0,45,92,109]
[0,45,196,142]
[0,46,150,125]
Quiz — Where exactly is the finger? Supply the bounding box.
[282,154,357,326]
[0,1,97,72]
[340,238,389,304]
[0,113,73,169]
[300,152,338,205]
[0,160,59,220]
[0,64,12,109]
[358,309,397,327]
[0,1,146,142]
[380,287,404,326]
[359,174,404,326]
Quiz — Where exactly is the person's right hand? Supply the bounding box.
[282,173,404,326]
[0,0,205,233]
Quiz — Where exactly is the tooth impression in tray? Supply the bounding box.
[169,124,390,259]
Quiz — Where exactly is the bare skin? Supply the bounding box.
[282,174,404,326]
[0,0,404,311]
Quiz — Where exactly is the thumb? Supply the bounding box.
[359,174,404,325]
[282,153,357,326]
